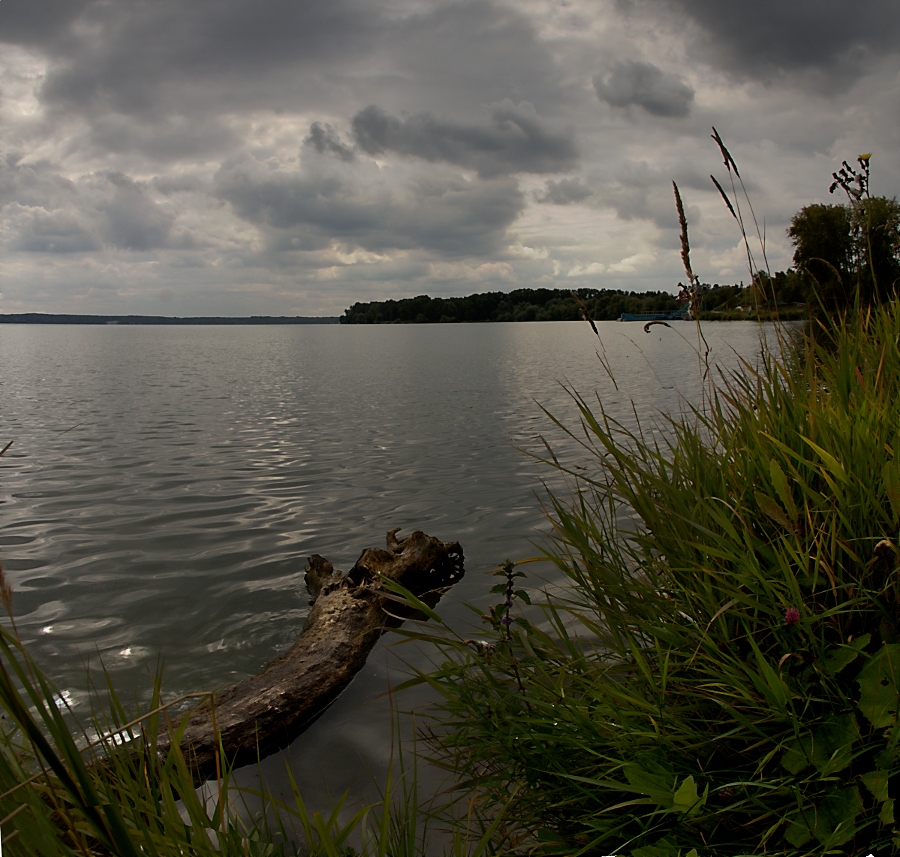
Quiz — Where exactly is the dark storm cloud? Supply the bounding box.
[2,0,575,167]
[664,0,900,84]
[0,0,93,45]
[214,157,524,257]
[535,178,593,205]
[304,123,356,163]
[593,61,694,118]
[11,0,380,160]
[100,174,173,250]
[351,101,578,178]
[383,0,570,117]
[11,208,101,254]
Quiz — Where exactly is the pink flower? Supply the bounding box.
[784,607,800,626]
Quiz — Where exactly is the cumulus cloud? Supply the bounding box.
[1,159,174,253]
[304,123,356,162]
[588,161,711,229]
[10,205,101,253]
[0,0,897,314]
[351,101,578,178]
[535,178,593,205]
[593,61,694,117]
[214,155,525,257]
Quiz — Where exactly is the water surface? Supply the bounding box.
[0,320,778,799]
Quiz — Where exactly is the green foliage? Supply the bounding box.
[788,203,855,306]
[857,197,900,302]
[340,288,683,324]
[407,301,900,855]
[789,197,900,309]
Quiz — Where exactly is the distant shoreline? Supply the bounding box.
[0,313,340,325]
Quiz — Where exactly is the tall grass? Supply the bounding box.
[396,141,900,854]
[406,301,900,856]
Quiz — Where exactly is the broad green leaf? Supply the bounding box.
[813,787,862,847]
[623,765,673,806]
[632,838,679,857]
[880,798,895,824]
[857,644,900,728]
[754,490,793,529]
[770,458,798,519]
[782,734,812,774]
[823,635,870,675]
[801,436,849,484]
[672,775,707,816]
[784,812,813,847]
[876,747,897,769]
[782,715,858,776]
[862,769,890,802]
[811,714,858,775]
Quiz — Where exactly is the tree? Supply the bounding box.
[789,197,900,309]
[856,196,900,302]
[787,203,854,308]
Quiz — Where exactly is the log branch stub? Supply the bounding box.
[166,529,463,785]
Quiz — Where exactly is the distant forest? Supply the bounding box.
[339,286,750,324]
[341,288,679,324]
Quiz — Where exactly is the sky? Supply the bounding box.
[1,0,898,318]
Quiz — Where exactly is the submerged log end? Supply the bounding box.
[304,555,335,601]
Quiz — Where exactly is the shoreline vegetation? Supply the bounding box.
[339,285,808,325]
[2,142,900,855]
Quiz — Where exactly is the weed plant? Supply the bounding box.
[397,145,900,855]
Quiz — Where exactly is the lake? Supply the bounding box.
[0,319,780,808]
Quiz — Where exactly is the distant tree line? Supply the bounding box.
[340,288,684,324]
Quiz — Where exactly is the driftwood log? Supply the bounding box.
[161,529,463,786]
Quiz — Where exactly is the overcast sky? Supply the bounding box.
[1,0,898,317]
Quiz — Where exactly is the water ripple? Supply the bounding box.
[0,321,776,725]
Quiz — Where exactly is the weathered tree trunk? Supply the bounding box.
[162,529,463,786]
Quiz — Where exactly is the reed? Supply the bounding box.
[400,300,900,856]
[391,141,900,855]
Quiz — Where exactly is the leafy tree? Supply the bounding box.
[787,203,854,307]
[856,196,900,302]
[789,196,900,309]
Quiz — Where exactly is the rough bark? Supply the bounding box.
[161,529,463,785]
